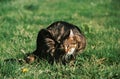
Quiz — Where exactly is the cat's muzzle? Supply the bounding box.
[62,54,75,63]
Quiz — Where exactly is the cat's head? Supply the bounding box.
[61,30,86,63]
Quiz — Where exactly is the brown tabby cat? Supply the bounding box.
[26,21,86,65]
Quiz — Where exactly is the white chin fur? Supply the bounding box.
[67,48,75,55]
[63,48,75,62]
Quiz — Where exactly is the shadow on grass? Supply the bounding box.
[0,60,21,78]
[111,0,120,10]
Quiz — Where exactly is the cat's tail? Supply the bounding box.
[4,58,26,64]
[4,52,38,64]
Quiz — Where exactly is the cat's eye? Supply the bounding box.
[64,44,69,50]
[65,45,69,48]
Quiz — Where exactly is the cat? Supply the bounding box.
[26,21,86,65]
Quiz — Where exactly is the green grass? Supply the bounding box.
[0,0,120,79]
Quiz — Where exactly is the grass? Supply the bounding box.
[0,0,120,79]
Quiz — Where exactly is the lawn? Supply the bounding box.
[0,0,120,79]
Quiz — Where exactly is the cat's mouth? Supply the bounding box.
[62,54,75,64]
[62,48,76,63]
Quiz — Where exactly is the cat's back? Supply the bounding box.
[46,21,82,41]
[47,21,81,33]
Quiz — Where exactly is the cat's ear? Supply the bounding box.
[69,30,74,38]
